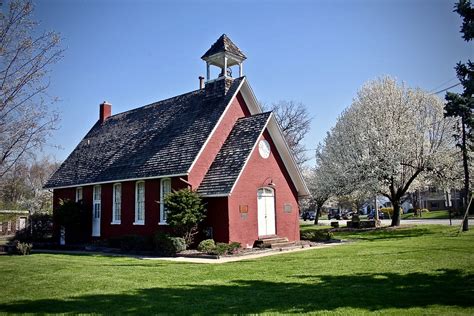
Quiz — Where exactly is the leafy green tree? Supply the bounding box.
[53,199,88,243]
[445,0,474,231]
[164,189,206,246]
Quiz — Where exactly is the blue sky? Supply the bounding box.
[31,0,472,166]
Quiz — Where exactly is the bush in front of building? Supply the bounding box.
[197,239,241,256]
[154,232,186,255]
[300,230,333,242]
[14,212,53,243]
[53,199,89,244]
[15,241,32,255]
[197,239,215,252]
[119,235,154,252]
[164,189,206,246]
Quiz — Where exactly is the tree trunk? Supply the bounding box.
[461,117,470,231]
[314,205,321,225]
[391,199,401,227]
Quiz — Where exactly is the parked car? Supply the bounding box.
[368,210,385,220]
[302,211,316,221]
[342,210,354,220]
[328,209,341,220]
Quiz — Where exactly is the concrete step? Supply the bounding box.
[254,236,289,248]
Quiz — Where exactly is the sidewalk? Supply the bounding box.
[32,241,346,264]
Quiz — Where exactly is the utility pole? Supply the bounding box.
[375,196,379,221]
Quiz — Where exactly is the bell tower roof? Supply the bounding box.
[202,34,246,81]
[201,34,246,62]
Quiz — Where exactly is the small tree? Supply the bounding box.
[53,199,87,243]
[164,189,206,246]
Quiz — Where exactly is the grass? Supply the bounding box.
[401,210,452,220]
[0,225,473,315]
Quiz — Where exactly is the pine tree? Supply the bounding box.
[445,0,474,231]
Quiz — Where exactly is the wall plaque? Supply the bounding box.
[239,205,248,213]
[284,203,292,213]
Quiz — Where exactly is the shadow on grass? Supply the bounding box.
[0,269,472,314]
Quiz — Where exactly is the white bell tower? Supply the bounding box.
[201,34,247,82]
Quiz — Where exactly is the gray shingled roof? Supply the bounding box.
[201,34,246,60]
[197,112,271,196]
[45,78,244,189]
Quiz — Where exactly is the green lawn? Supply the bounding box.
[0,225,473,315]
[401,210,452,220]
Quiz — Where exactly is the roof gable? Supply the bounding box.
[45,78,244,189]
[197,112,271,196]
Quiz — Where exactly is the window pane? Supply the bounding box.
[136,182,145,222]
[114,184,121,222]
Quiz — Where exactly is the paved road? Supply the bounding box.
[301,218,469,226]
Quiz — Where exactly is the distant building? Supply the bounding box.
[0,210,28,237]
[410,187,462,211]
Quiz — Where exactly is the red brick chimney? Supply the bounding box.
[99,101,111,123]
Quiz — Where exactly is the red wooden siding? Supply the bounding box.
[228,131,300,247]
[52,177,188,241]
[188,93,250,189]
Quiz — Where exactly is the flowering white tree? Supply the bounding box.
[323,77,456,226]
[0,0,63,178]
[305,144,346,224]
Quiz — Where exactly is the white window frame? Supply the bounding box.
[75,187,83,202]
[134,181,145,225]
[111,183,121,225]
[93,185,101,221]
[159,178,172,225]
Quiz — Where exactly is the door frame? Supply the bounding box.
[257,187,276,237]
[92,185,101,237]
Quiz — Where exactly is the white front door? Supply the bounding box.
[257,188,276,236]
[92,185,101,237]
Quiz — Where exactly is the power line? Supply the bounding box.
[430,82,462,95]
[428,77,458,93]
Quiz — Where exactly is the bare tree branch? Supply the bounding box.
[0,0,63,178]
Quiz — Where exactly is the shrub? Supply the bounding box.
[165,189,206,246]
[169,237,186,253]
[228,242,241,254]
[154,232,186,255]
[211,243,230,256]
[380,207,403,216]
[15,241,32,255]
[120,235,153,252]
[300,230,333,242]
[197,239,215,252]
[53,200,88,243]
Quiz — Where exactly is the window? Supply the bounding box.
[0,223,3,232]
[135,181,145,224]
[76,187,83,202]
[160,178,171,224]
[93,185,101,221]
[112,183,121,224]
[7,221,11,232]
